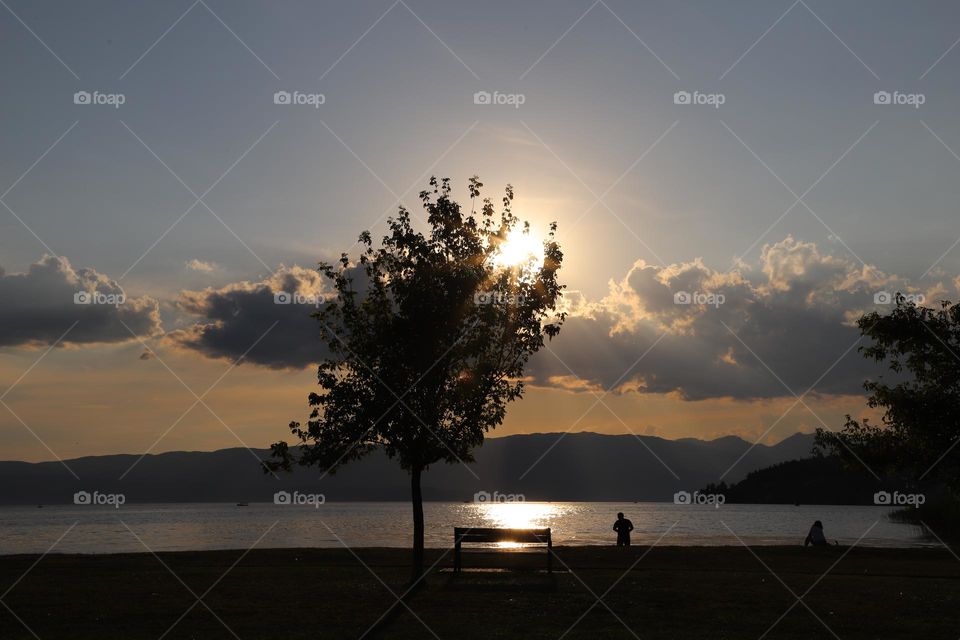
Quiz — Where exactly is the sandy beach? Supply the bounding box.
[1,545,957,639]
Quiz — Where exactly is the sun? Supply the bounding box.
[493,228,544,271]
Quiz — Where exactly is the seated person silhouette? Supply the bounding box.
[804,520,835,546]
[613,512,634,546]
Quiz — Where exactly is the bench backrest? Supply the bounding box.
[454,527,551,544]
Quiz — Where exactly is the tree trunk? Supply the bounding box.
[410,465,425,583]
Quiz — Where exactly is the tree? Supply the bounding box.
[267,177,565,579]
[815,296,960,495]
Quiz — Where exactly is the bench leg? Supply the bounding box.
[455,541,461,573]
[547,541,552,574]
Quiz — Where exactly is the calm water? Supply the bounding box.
[0,502,934,555]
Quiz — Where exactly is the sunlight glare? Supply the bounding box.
[493,228,544,271]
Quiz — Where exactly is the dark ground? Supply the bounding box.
[1,546,957,639]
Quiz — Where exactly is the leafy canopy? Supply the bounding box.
[269,177,565,474]
[816,296,960,491]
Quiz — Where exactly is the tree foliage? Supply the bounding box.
[815,296,960,492]
[266,176,565,576]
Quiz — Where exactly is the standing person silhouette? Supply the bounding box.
[613,512,634,546]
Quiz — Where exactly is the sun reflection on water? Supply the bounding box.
[474,502,562,548]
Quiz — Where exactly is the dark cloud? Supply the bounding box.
[0,255,161,347]
[168,238,952,400]
[167,265,333,369]
[528,236,945,400]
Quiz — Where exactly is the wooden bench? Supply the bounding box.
[453,527,552,573]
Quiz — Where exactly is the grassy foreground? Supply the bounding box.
[1,545,958,639]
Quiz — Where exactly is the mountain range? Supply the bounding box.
[0,431,817,504]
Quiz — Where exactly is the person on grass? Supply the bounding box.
[804,520,838,546]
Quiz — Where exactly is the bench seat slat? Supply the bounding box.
[454,527,551,543]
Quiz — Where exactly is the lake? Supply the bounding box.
[0,502,934,555]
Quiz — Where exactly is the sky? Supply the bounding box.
[2,0,960,462]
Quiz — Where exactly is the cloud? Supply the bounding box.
[0,255,161,348]
[185,259,217,273]
[168,237,955,401]
[526,236,948,400]
[167,265,333,369]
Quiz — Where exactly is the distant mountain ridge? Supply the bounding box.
[0,431,817,504]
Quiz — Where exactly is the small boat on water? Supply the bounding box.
[236,502,249,507]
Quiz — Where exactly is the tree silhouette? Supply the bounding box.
[815,296,960,494]
[267,177,564,579]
